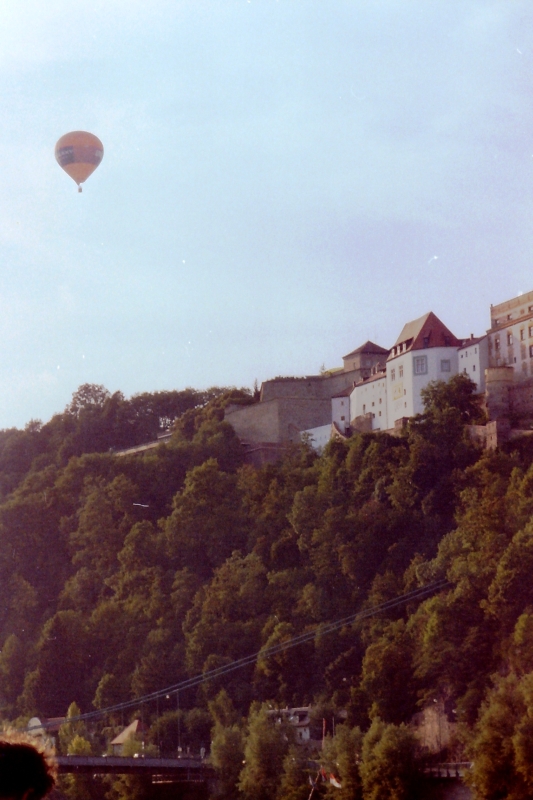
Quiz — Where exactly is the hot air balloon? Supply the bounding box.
[55,131,104,192]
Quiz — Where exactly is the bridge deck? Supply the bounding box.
[56,755,212,777]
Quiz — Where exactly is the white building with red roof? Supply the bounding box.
[385,311,461,425]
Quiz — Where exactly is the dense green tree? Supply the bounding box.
[164,459,248,577]
[59,701,91,754]
[359,620,416,725]
[238,705,292,800]
[210,721,245,799]
[23,610,89,716]
[276,746,310,800]
[360,718,421,800]
[321,724,363,800]
[0,633,26,714]
[467,674,528,800]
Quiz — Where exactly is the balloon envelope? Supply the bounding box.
[55,131,104,189]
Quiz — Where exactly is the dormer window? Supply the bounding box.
[444,336,450,346]
[423,336,430,348]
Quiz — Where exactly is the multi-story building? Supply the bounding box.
[458,335,489,393]
[351,369,388,431]
[225,291,533,458]
[487,289,533,378]
[385,311,461,425]
[316,312,463,444]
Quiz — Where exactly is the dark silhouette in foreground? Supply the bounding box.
[0,732,57,800]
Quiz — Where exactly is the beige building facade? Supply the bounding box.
[488,289,533,378]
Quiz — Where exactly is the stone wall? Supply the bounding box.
[484,366,513,421]
[510,377,533,419]
[225,397,333,444]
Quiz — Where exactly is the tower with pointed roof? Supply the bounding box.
[386,312,461,424]
[342,341,389,377]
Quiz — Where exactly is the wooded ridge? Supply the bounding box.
[0,377,531,800]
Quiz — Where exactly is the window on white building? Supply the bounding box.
[530,345,533,358]
[391,369,396,381]
[507,333,513,346]
[399,365,404,378]
[413,356,428,375]
[521,329,525,341]
[473,364,476,371]
[441,360,451,372]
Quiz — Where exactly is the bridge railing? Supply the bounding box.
[424,762,473,779]
[55,755,212,777]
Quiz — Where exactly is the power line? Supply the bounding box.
[32,578,449,731]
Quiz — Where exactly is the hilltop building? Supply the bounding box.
[487,289,533,376]
[319,311,465,440]
[224,342,388,466]
[225,291,533,459]
[113,290,533,464]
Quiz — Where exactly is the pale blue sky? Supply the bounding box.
[0,0,532,428]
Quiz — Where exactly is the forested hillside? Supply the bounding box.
[2,377,533,800]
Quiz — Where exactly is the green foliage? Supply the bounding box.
[467,674,529,800]
[238,705,292,800]
[359,620,416,725]
[59,702,91,754]
[321,724,363,800]
[58,702,101,800]
[164,459,248,577]
[276,746,310,800]
[210,721,245,799]
[2,376,533,799]
[360,718,421,800]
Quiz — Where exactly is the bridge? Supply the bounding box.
[56,755,214,782]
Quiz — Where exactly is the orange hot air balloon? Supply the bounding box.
[55,131,104,192]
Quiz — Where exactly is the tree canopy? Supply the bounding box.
[0,377,531,800]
